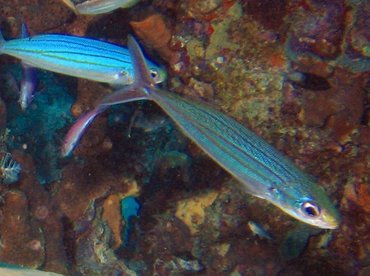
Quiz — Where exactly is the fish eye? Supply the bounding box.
[301,201,321,217]
[149,69,159,80]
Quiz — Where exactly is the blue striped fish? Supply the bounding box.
[64,36,340,229]
[0,31,166,85]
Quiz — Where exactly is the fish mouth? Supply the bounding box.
[300,219,338,230]
[307,211,341,230]
[283,206,341,229]
[321,221,339,230]
[303,218,340,230]
[321,213,341,229]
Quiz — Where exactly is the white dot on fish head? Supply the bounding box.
[22,144,28,150]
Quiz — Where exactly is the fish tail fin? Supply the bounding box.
[99,35,153,106]
[60,105,108,157]
[127,34,156,88]
[61,35,156,156]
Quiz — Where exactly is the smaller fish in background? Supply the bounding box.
[0,152,21,184]
[174,256,204,273]
[62,0,140,15]
[18,24,38,111]
[248,221,273,240]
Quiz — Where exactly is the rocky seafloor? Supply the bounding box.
[0,0,369,275]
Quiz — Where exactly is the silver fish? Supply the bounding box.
[63,36,340,229]
[248,221,273,240]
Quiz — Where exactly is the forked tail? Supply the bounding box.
[61,35,154,156]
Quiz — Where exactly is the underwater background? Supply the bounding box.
[0,0,369,275]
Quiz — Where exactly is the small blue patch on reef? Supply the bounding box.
[3,65,74,184]
[121,196,141,248]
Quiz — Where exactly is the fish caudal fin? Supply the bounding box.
[127,35,155,87]
[99,35,153,107]
[61,35,155,156]
[61,105,108,157]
